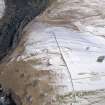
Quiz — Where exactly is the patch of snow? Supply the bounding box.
[22,22,105,92]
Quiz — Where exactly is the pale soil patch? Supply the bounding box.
[0,61,57,105]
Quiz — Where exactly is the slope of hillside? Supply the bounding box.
[41,0,105,36]
[0,0,105,105]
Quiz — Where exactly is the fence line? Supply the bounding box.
[49,31,76,102]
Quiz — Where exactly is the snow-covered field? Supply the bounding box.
[16,22,105,105]
[21,22,105,92]
[0,0,105,105]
